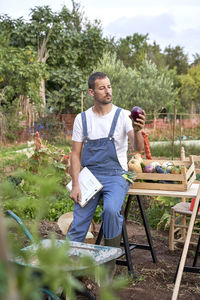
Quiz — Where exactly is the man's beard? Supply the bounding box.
[95,94,112,105]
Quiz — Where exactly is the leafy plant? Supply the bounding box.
[0,138,103,223]
[146,196,181,230]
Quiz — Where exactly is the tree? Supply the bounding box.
[0,41,45,107]
[146,41,166,69]
[178,65,200,113]
[133,58,177,113]
[0,34,46,141]
[116,33,149,69]
[191,53,200,66]
[164,45,189,75]
[0,2,109,114]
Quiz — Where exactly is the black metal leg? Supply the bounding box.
[95,223,103,245]
[95,217,137,277]
[124,194,132,220]
[193,232,200,267]
[136,195,157,263]
[174,233,200,282]
[174,257,180,283]
[95,193,157,276]
[116,220,138,277]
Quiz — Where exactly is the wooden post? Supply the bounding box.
[172,101,176,160]
[81,91,84,112]
[0,112,2,143]
[179,115,182,156]
[153,111,157,139]
[180,146,185,161]
[180,146,186,240]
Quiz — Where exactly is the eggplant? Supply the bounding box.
[155,166,165,173]
[155,166,173,184]
[131,106,144,121]
[143,164,155,173]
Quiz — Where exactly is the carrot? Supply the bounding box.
[141,131,152,159]
[128,131,152,160]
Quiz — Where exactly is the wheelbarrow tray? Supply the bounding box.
[13,239,122,271]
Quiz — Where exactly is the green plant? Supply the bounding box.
[48,196,74,221]
[0,139,104,224]
[93,204,103,223]
[146,196,181,230]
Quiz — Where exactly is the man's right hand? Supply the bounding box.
[70,186,82,203]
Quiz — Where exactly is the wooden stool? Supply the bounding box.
[169,201,200,250]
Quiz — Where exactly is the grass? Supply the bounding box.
[150,143,200,159]
[0,143,27,157]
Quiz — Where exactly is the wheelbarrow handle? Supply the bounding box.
[39,288,61,300]
[6,210,34,243]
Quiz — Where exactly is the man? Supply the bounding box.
[67,72,145,250]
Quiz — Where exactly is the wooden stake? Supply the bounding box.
[179,115,182,156]
[172,101,176,160]
[153,111,156,139]
[172,184,200,300]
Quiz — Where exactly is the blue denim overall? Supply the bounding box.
[67,108,130,242]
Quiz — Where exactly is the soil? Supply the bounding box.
[37,219,200,300]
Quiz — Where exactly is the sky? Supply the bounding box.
[1,0,200,62]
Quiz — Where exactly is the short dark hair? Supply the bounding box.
[88,72,108,90]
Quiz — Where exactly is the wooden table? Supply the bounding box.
[127,183,199,198]
[127,183,200,300]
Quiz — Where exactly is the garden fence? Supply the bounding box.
[0,113,199,144]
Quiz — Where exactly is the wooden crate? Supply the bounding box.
[130,156,196,191]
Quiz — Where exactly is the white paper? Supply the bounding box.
[66,167,103,207]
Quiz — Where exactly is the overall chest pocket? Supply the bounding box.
[82,139,111,165]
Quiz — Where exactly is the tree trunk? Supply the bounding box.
[37,27,52,115]
[40,78,46,112]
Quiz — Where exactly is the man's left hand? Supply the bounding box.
[130,110,146,132]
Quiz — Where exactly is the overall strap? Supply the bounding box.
[81,112,88,140]
[108,107,122,138]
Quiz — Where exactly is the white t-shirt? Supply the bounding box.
[72,104,133,170]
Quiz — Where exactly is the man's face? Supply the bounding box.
[89,77,112,105]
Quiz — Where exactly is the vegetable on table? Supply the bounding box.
[155,165,173,183]
[141,131,152,160]
[171,166,181,174]
[128,158,143,173]
[162,161,174,172]
[143,164,155,173]
[132,153,144,164]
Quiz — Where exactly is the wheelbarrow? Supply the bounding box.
[6,210,122,299]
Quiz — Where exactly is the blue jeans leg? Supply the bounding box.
[100,175,130,239]
[66,192,101,242]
